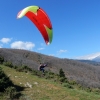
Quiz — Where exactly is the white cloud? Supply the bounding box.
[57,50,67,53]
[56,50,67,57]
[75,52,100,60]
[37,48,45,50]
[11,41,35,50]
[0,38,12,44]
[0,44,2,48]
[48,54,55,56]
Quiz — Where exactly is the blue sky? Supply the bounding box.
[0,0,100,59]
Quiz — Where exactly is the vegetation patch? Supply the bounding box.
[0,54,100,99]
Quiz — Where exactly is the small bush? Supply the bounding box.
[93,88,100,94]
[32,70,38,75]
[44,74,54,79]
[44,71,55,79]
[0,56,4,64]
[59,68,65,78]
[78,84,83,90]
[69,80,77,85]
[62,83,73,89]
[22,65,32,72]
[4,86,17,99]
[16,65,32,73]
[85,87,92,92]
[13,65,18,69]
[19,94,31,100]
[3,61,13,68]
[0,67,13,92]
[58,68,68,83]
[32,70,44,77]
[59,77,67,83]
[16,67,23,72]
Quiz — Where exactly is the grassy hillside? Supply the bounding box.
[0,48,100,88]
[1,65,100,100]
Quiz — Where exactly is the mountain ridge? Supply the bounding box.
[76,53,100,62]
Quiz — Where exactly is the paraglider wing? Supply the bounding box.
[17,6,53,45]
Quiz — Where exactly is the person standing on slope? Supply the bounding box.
[38,63,47,73]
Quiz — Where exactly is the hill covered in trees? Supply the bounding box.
[0,48,100,88]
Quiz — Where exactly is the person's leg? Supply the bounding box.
[42,68,45,73]
[40,68,44,73]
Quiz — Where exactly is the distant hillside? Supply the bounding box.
[0,48,100,88]
[77,60,100,66]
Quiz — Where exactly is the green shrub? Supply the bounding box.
[32,70,44,77]
[22,65,32,72]
[3,61,13,68]
[0,67,13,92]
[69,80,77,85]
[44,74,54,79]
[13,65,18,69]
[59,68,65,78]
[16,67,23,72]
[93,88,100,94]
[59,77,67,83]
[32,70,38,75]
[58,68,68,83]
[0,56,4,64]
[19,94,31,100]
[44,71,55,79]
[62,83,73,89]
[85,87,92,92]
[16,65,32,73]
[78,84,83,89]
[4,86,17,99]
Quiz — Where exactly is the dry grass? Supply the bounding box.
[1,65,100,100]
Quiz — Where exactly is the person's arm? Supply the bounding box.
[44,64,47,67]
[38,65,41,70]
